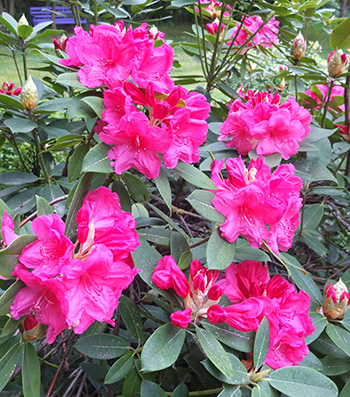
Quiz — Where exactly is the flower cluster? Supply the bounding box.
[196,0,232,19]
[60,22,174,93]
[8,187,140,343]
[151,256,224,328]
[0,81,22,96]
[209,260,315,369]
[97,82,210,179]
[303,84,345,112]
[211,156,303,255]
[219,88,312,159]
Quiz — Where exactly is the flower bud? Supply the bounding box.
[18,13,29,28]
[328,49,348,78]
[170,308,192,329]
[20,75,38,111]
[19,315,47,341]
[290,33,306,62]
[207,304,227,324]
[320,279,350,320]
[52,34,68,56]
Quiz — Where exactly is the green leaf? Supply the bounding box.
[122,365,141,397]
[104,353,134,384]
[248,151,282,168]
[37,97,72,113]
[178,250,192,270]
[186,190,224,223]
[251,381,279,397]
[304,125,334,143]
[300,204,324,230]
[141,380,167,396]
[206,229,235,270]
[82,96,104,119]
[170,232,189,263]
[74,334,128,359]
[67,98,96,119]
[234,239,270,262]
[56,72,87,89]
[123,173,149,203]
[141,323,185,372]
[82,143,113,174]
[201,353,249,385]
[291,158,337,183]
[269,366,338,397]
[172,382,189,397]
[218,385,242,396]
[68,143,90,182]
[339,377,350,397]
[0,235,37,279]
[0,281,24,316]
[326,324,350,357]
[138,228,171,247]
[36,195,53,216]
[253,317,270,370]
[154,167,172,213]
[330,18,350,50]
[280,253,323,310]
[132,240,162,286]
[0,93,25,110]
[0,342,22,392]
[203,321,254,353]
[320,355,350,376]
[195,326,234,380]
[305,311,327,345]
[119,296,146,344]
[0,317,21,345]
[174,161,215,190]
[4,118,37,134]
[0,13,18,35]
[18,24,33,39]
[22,342,41,397]
[0,171,38,186]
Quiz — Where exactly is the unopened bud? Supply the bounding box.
[19,315,47,341]
[319,279,350,320]
[290,33,306,62]
[53,34,68,55]
[21,75,38,111]
[18,13,29,28]
[328,49,348,78]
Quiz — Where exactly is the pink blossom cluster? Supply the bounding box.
[196,0,232,19]
[0,82,21,96]
[211,156,303,255]
[303,84,345,112]
[151,256,224,328]
[208,260,315,369]
[60,22,174,93]
[220,89,312,159]
[228,16,279,48]
[6,187,140,343]
[96,82,210,179]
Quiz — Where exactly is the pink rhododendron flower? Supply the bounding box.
[303,84,345,112]
[60,22,174,92]
[98,82,209,178]
[1,210,19,247]
[10,187,140,343]
[196,0,232,19]
[210,156,303,254]
[229,16,279,49]
[215,261,315,369]
[219,89,312,159]
[152,257,223,328]
[0,82,22,96]
[206,18,225,41]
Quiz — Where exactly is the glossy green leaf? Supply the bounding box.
[326,324,350,357]
[4,118,37,134]
[123,173,149,203]
[254,317,270,370]
[132,240,162,286]
[178,250,192,270]
[251,380,279,397]
[339,377,350,397]
[201,353,249,385]
[0,281,25,316]
[330,18,350,50]
[141,380,167,396]
[67,98,96,119]
[305,311,327,345]
[104,353,134,384]
[119,296,146,344]
[203,320,254,353]
[0,342,22,392]
[172,382,189,397]
[320,355,350,376]
[56,72,87,89]
[36,195,53,216]
[141,323,185,372]
[0,317,22,345]
[138,228,171,247]
[195,326,233,379]
[0,93,25,110]
[68,143,90,182]
[22,342,40,397]
[122,365,141,397]
[74,334,128,359]
[186,190,224,223]
[0,172,38,186]
[82,143,113,174]
[291,158,336,183]
[174,161,215,189]
[170,232,189,263]
[300,204,324,230]
[218,385,242,396]
[82,96,104,119]
[269,366,338,397]
[154,167,172,213]
[18,24,33,39]
[0,12,18,35]
[206,229,235,270]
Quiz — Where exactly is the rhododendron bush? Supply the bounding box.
[1,0,350,396]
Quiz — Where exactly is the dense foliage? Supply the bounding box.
[1,0,350,396]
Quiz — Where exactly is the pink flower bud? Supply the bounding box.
[328,49,348,78]
[290,33,306,61]
[20,315,47,341]
[207,285,223,301]
[170,308,192,329]
[20,75,38,111]
[207,305,227,324]
[321,279,350,320]
[52,34,68,56]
